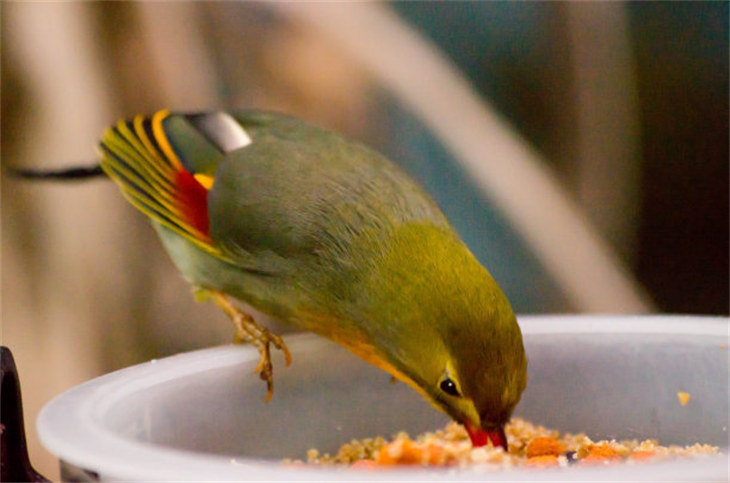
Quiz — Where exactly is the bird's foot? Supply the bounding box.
[204,289,292,401]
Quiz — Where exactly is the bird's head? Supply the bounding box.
[337,223,528,450]
[403,289,527,451]
[432,303,527,450]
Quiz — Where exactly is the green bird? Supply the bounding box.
[15,110,527,450]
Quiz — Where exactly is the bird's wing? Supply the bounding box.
[100,109,449,277]
[208,111,451,272]
[99,109,235,261]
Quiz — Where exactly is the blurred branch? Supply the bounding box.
[564,2,642,266]
[4,3,118,479]
[134,2,220,110]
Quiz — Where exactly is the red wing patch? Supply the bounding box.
[98,110,219,254]
[175,169,210,238]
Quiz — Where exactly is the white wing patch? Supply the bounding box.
[190,112,252,153]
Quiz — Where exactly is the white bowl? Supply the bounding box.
[38,315,729,481]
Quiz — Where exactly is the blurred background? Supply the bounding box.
[2,1,727,479]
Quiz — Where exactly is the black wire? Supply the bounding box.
[5,164,107,181]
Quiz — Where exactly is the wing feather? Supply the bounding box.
[99,109,222,258]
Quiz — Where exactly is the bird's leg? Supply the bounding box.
[200,288,291,401]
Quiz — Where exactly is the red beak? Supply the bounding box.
[464,423,508,451]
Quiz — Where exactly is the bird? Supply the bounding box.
[13,109,527,451]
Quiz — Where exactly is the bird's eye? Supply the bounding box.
[439,377,461,397]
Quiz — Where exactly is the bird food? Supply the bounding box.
[296,418,719,469]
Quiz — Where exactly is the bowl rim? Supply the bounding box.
[37,314,729,481]
[518,313,728,336]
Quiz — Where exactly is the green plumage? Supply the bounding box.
[100,109,527,447]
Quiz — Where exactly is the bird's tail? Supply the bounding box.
[6,164,106,181]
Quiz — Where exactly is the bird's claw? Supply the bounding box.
[254,343,274,402]
[205,289,291,402]
[250,329,292,402]
[266,329,292,366]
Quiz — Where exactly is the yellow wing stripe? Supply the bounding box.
[126,119,180,200]
[152,109,185,172]
[194,173,215,190]
[114,122,177,194]
[113,121,171,184]
[99,110,224,258]
[103,126,180,214]
[132,115,178,182]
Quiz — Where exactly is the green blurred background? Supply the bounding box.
[2,2,727,479]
